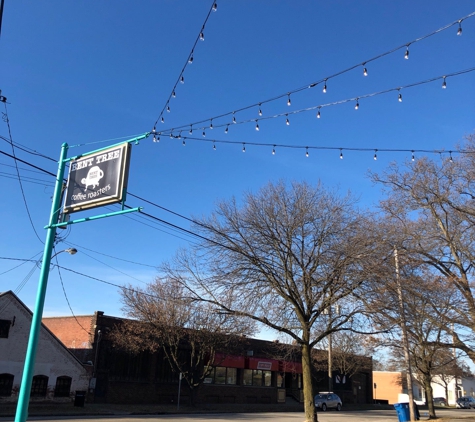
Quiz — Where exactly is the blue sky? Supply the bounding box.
[0,1,474,336]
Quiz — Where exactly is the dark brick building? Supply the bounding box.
[43,311,373,406]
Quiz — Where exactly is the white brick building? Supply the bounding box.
[0,291,89,403]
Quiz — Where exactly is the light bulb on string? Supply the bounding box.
[200,31,205,41]
[442,77,447,89]
[398,90,403,102]
[189,125,193,135]
[225,125,229,134]
[272,146,276,155]
[355,99,359,110]
[172,91,176,98]
[255,120,260,131]
[161,117,165,123]
[404,45,410,59]
[202,130,206,137]
[286,115,290,126]
[170,132,174,139]
[316,107,321,119]
[323,80,327,93]
[287,94,291,106]
[180,76,185,84]
[242,143,246,153]
[374,150,378,160]
[210,120,213,129]
[167,106,170,112]
[449,152,454,162]
[363,66,368,77]
[232,113,236,124]
[457,21,462,36]
[305,147,309,158]
[412,151,415,161]
[188,55,194,64]
[258,104,262,116]
[213,142,216,150]
[340,149,343,159]
[153,135,157,142]
[152,127,156,134]
[212,2,217,11]
[182,139,186,146]
[178,131,182,139]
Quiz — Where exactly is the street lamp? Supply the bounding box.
[15,247,77,422]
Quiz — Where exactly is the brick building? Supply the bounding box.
[0,291,90,403]
[43,311,373,406]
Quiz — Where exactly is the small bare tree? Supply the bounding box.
[111,278,255,404]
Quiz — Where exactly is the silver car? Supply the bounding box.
[314,392,343,411]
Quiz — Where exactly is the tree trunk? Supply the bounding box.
[423,375,436,419]
[302,342,317,422]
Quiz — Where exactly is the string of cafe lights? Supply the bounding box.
[151,0,218,130]
[155,67,475,137]
[151,11,475,138]
[152,67,475,160]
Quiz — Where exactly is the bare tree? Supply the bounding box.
[370,133,475,362]
[161,181,375,422]
[110,278,254,404]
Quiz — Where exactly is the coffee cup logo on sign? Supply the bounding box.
[81,166,104,192]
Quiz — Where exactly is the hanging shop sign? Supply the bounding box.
[63,143,132,214]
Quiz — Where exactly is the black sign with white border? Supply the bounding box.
[63,143,131,214]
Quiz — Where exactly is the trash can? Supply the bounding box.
[74,390,86,407]
[394,402,410,422]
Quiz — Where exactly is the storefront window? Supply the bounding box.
[243,369,272,387]
[215,367,226,384]
[243,369,252,386]
[264,371,272,387]
[206,367,238,385]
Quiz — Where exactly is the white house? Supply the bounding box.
[0,291,89,403]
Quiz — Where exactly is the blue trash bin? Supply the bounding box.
[394,402,410,422]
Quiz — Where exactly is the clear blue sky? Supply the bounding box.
[0,1,474,333]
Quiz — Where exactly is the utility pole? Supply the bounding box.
[394,246,416,422]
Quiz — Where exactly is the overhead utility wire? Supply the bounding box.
[153,11,475,137]
[152,0,218,131]
[1,135,56,162]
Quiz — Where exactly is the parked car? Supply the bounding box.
[456,396,475,409]
[433,397,448,406]
[314,392,342,411]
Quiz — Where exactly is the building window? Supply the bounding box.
[0,373,14,396]
[204,367,237,385]
[243,369,272,387]
[54,376,72,397]
[31,375,48,397]
[0,320,11,338]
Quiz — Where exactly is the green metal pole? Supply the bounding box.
[15,143,68,422]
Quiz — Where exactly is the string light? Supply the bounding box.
[442,76,447,89]
[242,143,246,153]
[258,104,263,116]
[210,120,213,129]
[212,2,218,11]
[213,142,216,150]
[200,31,205,41]
[404,45,410,59]
[182,139,186,146]
[317,107,321,119]
[272,145,276,155]
[225,125,229,134]
[340,149,343,159]
[449,151,454,162]
[323,79,328,93]
[305,147,309,158]
[398,90,403,102]
[189,54,194,64]
[172,91,176,98]
[286,115,290,125]
[287,94,291,106]
[355,99,359,110]
[202,130,206,137]
[412,151,415,161]
[233,113,237,124]
[161,117,165,123]
[153,135,157,142]
[189,125,193,135]
[167,106,171,112]
[178,131,182,139]
[457,21,462,35]
[180,76,185,84]
[363,66,368,77]
[374,150,378,160]
[170,132,174,139]
[255,120,260,131]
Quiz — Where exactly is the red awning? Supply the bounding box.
[214,353,245,368]
[248,357,279,371]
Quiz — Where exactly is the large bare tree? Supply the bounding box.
[161,181,375,422]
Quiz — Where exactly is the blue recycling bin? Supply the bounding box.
[394,402,410,422]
